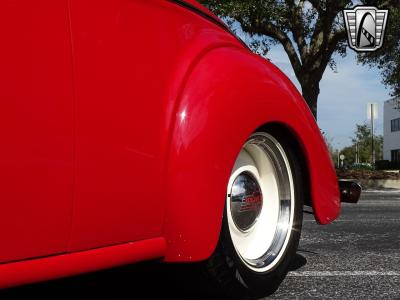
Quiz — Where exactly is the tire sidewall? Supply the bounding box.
[221,131,304,297]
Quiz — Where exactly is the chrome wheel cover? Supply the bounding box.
[226,132,295,272]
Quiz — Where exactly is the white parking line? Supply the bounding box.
[363,190,400,193]
[303,219,400,222]
[288,271,400,277]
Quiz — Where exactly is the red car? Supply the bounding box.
[0,0,360,298]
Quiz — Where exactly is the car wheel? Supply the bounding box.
[206,130,304,299]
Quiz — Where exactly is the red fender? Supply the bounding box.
[164,47,340,262]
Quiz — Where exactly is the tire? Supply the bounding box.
[206,130,304,299]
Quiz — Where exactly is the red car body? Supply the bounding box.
[0,0,340,288]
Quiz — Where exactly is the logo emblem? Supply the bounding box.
[239,191,262,212]
[343,6,388,52]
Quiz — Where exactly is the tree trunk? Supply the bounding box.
[301,81,320,119]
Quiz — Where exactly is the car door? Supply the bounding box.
[0,0,74,262]
[67,0,169,251]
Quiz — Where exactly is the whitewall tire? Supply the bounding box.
[206,129,304,299]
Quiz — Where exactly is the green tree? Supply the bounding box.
[341,145,356,166]
[341,123,383,165]
[358,0,400,105]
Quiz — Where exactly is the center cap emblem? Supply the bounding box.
[230,172,263,231]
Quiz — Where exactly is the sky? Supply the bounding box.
[266,45,391,150]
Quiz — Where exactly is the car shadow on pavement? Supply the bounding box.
[0,252,308,299]
[0,261,225,299]
[289,253,308,271]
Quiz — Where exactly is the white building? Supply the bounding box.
[383,98,400,162]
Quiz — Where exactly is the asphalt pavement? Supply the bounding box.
[269,189,400,299]
[2,190,400,299]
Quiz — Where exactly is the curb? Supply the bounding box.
[341,179,400,190]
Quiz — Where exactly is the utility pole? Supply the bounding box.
[368,103,377,165]
[371,103,374,164]
[355,142,359,164]
[336,149,340,168]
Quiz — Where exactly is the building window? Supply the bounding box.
[391,118,400,132]
[392,149,400,162]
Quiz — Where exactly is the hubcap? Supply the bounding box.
[226,132,295,272]
[230,172,263,231]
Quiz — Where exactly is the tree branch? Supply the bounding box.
[239,20,303,77]
[327,29,347,52]
[308,2,348,65]
[307,0,322,12]
[312,29,347,78]
[285,0,308,64]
